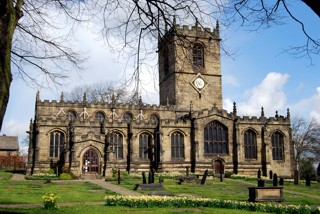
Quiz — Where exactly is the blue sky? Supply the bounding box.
[1,1,319,152]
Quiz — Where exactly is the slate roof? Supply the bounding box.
[0,136,19,151]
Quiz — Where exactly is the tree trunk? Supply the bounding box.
[0,0,23,130]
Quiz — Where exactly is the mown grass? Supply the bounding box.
[0,171,114,204]
[116,175,320,206]
[0,205,268,214]
[0,170,319,213]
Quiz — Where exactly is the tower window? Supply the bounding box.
[204,121,228,154]
[193,44,204,67]
[244,129,257,159]
[272,131,284,160]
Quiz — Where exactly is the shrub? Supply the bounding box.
[59,173,73,180]
[225,171,233,178]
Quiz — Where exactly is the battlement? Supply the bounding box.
[168,22,220,40]
[193,106,234,119]
[237,115,290,124]
[38,98,176,112]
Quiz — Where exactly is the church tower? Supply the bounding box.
[158,22,222,111]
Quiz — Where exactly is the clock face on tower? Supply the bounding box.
[194,77,205,89]
[190,73,208,93]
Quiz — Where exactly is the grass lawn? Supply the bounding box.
[0,171,113,204]
[0,170,319,213]
[116,176,320,206]
[0,205,268,214]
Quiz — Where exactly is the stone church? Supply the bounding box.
[26,22,296,178]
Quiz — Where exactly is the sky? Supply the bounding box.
[1,1,320,153]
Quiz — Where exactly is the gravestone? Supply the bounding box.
[186,166,189,176]
[142,172,146,184]
[258,169,261,179]
[279,177,284,186]
[258,179,265,187]
[306,174,311,186]
[148,171,152,184]
[117,168,121,184]
[269,170,273,179]
[201,169,208,185]
[273,173,278,187]
[294,169,299,185]
[151,170,155,183]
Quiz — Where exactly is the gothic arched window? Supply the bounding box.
[67,110,77,122]
[109,132,123,159]
[171,132,184,159]
[139,133,151,160]
[204,121,228,154]
[95,111,105,122]
[272,131,284,160]
[244,129,257,159]
[123,112,133,123]
[193,44,204,67]
[149,114,160,124]
[49,131,64,158]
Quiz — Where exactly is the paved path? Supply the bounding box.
[86,179,142,196]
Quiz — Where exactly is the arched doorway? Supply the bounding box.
[213,159,224,177]
[83,149,99,174]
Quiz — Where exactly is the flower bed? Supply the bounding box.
[104,195,320,214]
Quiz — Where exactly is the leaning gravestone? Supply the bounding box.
[294,169,299,185]
[201,170,208,185]
[306,174,311,186]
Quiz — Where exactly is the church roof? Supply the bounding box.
[0,135,19,151]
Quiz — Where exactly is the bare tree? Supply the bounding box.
[64,81,139,104]
[0,0,91,130]
[1,0,319,131]
[223,1,320,62]
[291,116,320,170]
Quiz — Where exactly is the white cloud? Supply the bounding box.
[290,86,320,122]
[0,119,29,141]
[224,72,289,116]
